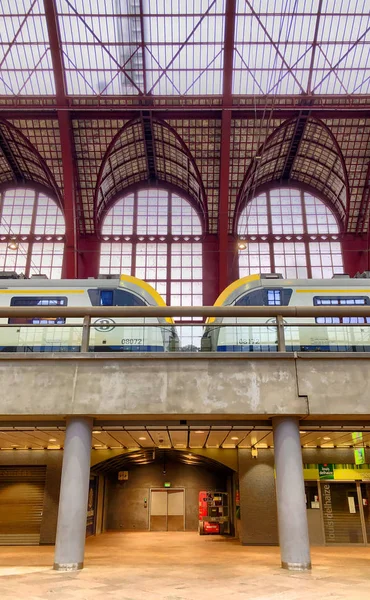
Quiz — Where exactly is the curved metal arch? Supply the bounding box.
[94,117,208,232]
[233,116,350,233]
[91,447,235,473]
[0,118,63,208]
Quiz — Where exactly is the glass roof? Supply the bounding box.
[56,0,226,95]
[234,0,370,95]
[0,0,55,95]
[1,0,370,96]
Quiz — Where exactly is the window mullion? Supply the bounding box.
[166,192,172,305]
[300,190,312,278]
[131,191,138,277]
[266,190,275,273]
[25,191,39,277]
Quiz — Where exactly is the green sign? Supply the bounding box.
[355,448,366,465]
[164,482,171,488]
[319,463,334,479]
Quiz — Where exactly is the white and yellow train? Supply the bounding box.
[0,274,177,352]
[203,273,370,352]
[2,271,370,353]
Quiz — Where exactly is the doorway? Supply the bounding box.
[150,489,185,532]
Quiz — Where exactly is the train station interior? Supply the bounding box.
[1,1,370,599]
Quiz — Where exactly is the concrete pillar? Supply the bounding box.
[53,417,93,571]
[272,417,311,571]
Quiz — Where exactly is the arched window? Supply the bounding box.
[237,188,344,279]
[0,188,65,278]
[100,189,203,305]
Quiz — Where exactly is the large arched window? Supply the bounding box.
[0,188,65,278]
[237,188,344,279]
[100,189,203,305]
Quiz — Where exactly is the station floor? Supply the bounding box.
[0,532,370,600]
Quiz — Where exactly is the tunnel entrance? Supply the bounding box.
[92,449,235,534]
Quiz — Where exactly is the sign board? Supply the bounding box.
[118,471,128,481]
[164,482,171,488]
[355,448,366,465]
[319,463,334,479]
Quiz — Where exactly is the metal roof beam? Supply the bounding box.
[43,0,78,277]
[218,0,236,293]
[142,110,157,181]
[281,110,310,181]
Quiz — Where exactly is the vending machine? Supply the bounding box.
[198,490,230,535]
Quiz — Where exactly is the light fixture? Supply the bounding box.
[323,436,331,441]
[49,438,56,442]
[231,436,239,441]
[251,447,258,458]
[300,431,307,434]
[255,155,262,160]
[237,241,247,251]
[7,237,19,251]
[195,430,204,434]
[139,437,147,441]
[93,431,101,434]
[94,444,103,448]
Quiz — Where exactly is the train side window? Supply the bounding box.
[316,316,341,324]
[8,296,67,325]
[313,296,370,324]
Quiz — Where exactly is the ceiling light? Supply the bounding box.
[255,155,262,160]
[195,430,204,434]
[93,431,101,434]
[237,241,247,251]
[139,437,147,441]
[7,237,19,251]
[94,444,103,447]
[323,436,331,441]
[49,438,56,442]
[231,436,239,440]
[300,431,307,434]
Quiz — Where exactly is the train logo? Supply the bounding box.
[93,318,115,332]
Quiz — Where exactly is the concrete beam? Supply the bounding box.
[0,354,370,417]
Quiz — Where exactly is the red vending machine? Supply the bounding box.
[198,491,230,535]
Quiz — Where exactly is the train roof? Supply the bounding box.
[0,274,169,313]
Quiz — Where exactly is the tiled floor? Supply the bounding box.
[0,532,370,599]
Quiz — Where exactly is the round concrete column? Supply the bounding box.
[54,417,93,571]
[272,417,311,571]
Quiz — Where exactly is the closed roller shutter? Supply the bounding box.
[321,482,364,544]
[0,466,46,545]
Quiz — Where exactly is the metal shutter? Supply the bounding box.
[0,466,46,545]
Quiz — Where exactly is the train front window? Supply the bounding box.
[100,290,114,306]
[8,297,67,324]
[267,290,281,306]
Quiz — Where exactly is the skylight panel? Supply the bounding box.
[0,0,55,96]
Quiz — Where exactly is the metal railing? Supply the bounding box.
[0,305,369,354]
